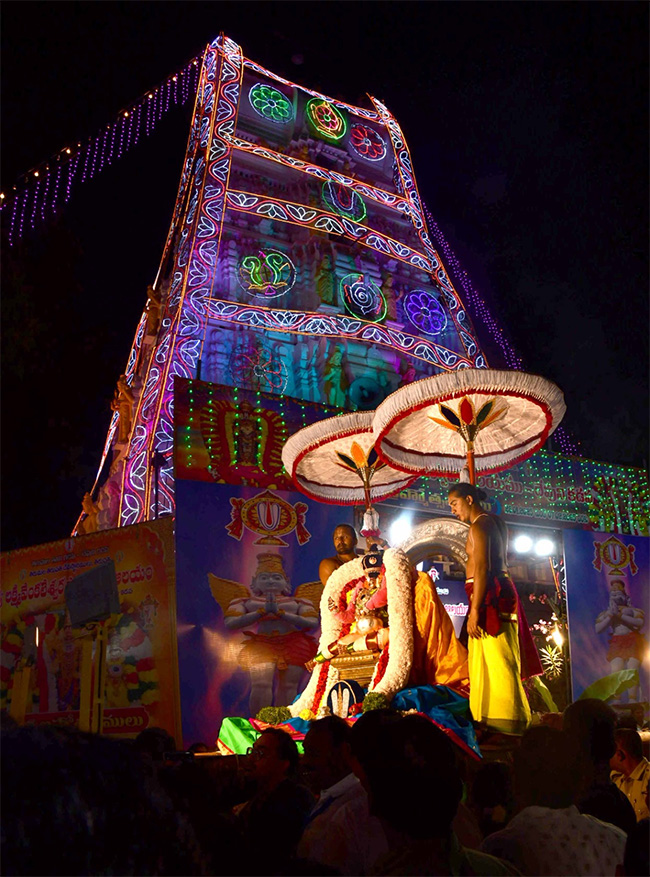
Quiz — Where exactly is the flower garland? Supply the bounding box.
[290,559,365,717]
[370,643,390,688]
[289,549,415,716]
[370,548,414,698]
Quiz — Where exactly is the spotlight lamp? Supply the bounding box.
[513,534,533,553]
[389,515,413,546]
[535,538,555,556]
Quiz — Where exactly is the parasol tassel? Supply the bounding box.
[361,507,381,538]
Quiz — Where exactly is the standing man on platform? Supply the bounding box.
[318,524,360,587]
[448,483,540,738]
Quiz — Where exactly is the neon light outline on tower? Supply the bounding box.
[83,34,487,530]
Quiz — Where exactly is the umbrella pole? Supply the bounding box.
[466,442,476,485]
[362,477,372,515]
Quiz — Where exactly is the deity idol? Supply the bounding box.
[290,543,470,720]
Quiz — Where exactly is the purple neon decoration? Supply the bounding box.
[422,203,581,455]
[29,179,41,228]
[403,289,448,335]
[8,188,19,245]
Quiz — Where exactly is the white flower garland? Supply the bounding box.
[289,549,414,716]
[370,548,414,698]
[289,556,365,717]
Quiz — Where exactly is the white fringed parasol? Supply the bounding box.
[281,411,416,524]
[373,368,566,483]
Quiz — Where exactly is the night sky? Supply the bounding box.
[1,2,647,552]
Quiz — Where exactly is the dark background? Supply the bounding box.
[2,2,647,551]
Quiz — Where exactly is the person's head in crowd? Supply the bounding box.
[159,757,238,876]
[513,726,580,810]
[1,724,203,876]
[188,741,210,754]
[364,714,462,840]
[348,706,401,790]
[0,711,19,731]
[245,727,300,792]
[563,698,617,766]
[623,818,649,877]
[611,728,645,777]
[470,761,515,836]
[133,726,177,766]
[301,715,352,795]
[616,714,640,731]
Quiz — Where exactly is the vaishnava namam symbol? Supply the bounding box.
[592,536,638,575]
[226,489,311,546]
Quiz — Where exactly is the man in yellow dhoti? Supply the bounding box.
[448,483,541,736]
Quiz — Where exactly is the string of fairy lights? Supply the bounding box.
[181,382,648,535]
[0,54,202,245]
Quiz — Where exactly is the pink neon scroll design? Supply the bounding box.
[207,298,472,371]
[120,37,243,525]
[225,190,432,273]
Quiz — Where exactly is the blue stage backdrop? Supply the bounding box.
[175,479,351,747]
[565,530,649,703]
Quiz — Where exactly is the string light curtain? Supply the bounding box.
[423,203,580,456]
[1,56,202,245]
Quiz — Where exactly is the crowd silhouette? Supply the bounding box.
[2,699,648,876]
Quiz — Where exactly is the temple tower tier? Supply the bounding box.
[80,35,487,533]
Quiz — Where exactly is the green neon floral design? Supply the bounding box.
[249,84,294,123]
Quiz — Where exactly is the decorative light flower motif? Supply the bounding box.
[340,273,387,322]
[350,125,387,161]
[322,181,367,222]
[334,441,387,510]
[249,84,294,123]
[305,98,347,141]
[404,290,448,335]
[229,347,288,393]
[429,396,508,444]
[238,250,296,298]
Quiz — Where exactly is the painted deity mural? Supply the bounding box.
[565,530,649,704]
[175,480,350,746]
[1,519,181,741]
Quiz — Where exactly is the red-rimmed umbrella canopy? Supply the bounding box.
[281,411,417,506]
[373,369,566,480]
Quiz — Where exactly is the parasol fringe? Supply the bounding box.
[372,368,566,477]
[282,410,416,504]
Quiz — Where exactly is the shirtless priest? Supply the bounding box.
[319,524,361,588]
[448,483,541,736]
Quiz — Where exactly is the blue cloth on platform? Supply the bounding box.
[391,684,481,758]
[282,716,312,736]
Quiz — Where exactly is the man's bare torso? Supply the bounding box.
[466,513,508,579]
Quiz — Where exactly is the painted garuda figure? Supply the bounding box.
[210,553,322,715]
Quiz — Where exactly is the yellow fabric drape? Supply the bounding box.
[409,572,470,696]
[468,620,531,734]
